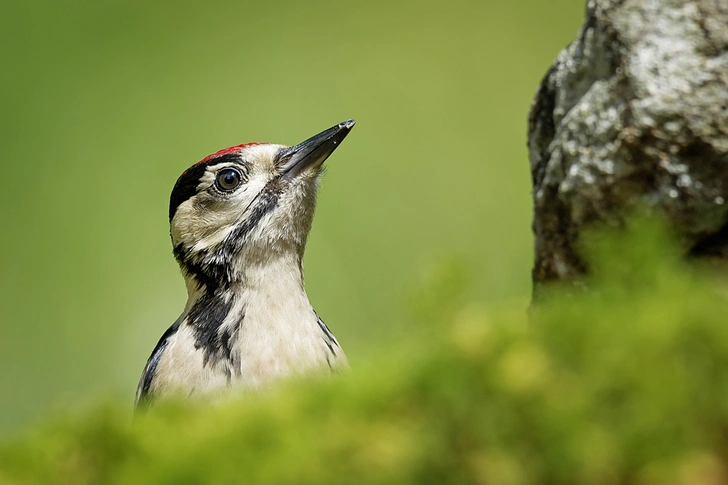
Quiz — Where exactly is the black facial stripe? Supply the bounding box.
[172,180,282,296]
[168,154,251,222]
[173,243,229,292]
[136,317,182,408]
[216,184,281,256]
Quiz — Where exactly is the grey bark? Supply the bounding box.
[528,0,728,296]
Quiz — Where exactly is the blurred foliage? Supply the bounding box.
[3,223,728,484]
[0,0,584,432]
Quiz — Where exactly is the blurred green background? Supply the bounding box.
[0,0,583,434]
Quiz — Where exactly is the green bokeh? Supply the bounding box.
[0,0,583,434]
[4,223,728,484]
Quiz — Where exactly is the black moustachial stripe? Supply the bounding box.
[220,184,282,254]
[173,184,282,293]
[173,243,229,293]
[136,317,182,408]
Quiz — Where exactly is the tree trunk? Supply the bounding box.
[528,0,728,298]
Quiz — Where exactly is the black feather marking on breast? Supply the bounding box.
[315,311,339,357]
[187,291,237,368]
[219,309,243,376]
[136,317,182,409]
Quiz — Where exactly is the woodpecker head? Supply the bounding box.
[169,119,355,292]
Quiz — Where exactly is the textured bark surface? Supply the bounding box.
[529,0,728,295]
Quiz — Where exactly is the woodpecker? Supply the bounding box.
[135,120,355,407]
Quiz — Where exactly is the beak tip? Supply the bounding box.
[280,119,356,178]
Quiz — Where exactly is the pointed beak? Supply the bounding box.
[278,119,356,179]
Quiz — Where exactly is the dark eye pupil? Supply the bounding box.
[217,169,242,190]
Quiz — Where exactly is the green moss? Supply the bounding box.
[3,223,728,484]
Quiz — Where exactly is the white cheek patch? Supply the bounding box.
[186,174,272,253]
[191,223,235,253]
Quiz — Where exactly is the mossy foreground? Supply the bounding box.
[3,225,728,485]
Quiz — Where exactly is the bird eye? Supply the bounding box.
[215,168,243,191]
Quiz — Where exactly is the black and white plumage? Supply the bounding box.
[136,120,355,407]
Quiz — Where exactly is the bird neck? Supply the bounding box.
[232,252,306,300]
[183,251,307,310]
